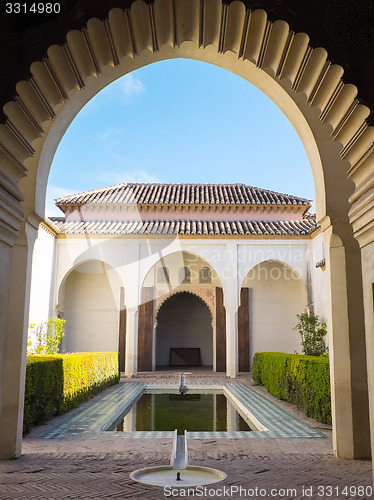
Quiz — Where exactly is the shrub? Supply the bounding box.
[252,352,331,424]
[24,357,63,435]
[293,313,328,356]
[60,353,120,412]
[27,318,65,355]
[24,352,119,435]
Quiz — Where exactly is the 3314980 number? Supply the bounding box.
[5,3,61,14]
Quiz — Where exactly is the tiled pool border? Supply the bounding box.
[40,381,327,440]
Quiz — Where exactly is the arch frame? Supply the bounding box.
[0,0,371,464]
[55,257,125,309]
[139,247,224,293]
[155,288,214,321]
[154,289,214,369]
[239,257,308,292]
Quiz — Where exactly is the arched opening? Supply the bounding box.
[241,260,308,366]
[0,1,371,463]
[156,292,213,368]
[58,260,123,353]
[139,250,224,372]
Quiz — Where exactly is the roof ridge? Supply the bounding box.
[54,182,126,202]
[54,182,312,205]
[49,217,317,224]
[50,217,318,236]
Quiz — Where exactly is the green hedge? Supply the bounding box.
[252,352,331,424]
[24,352,119,435]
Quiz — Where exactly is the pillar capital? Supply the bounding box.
[347,149,374,248]
[0,185,24,247]
[348,191,374,248]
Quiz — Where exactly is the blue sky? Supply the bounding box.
[46,59,315,216]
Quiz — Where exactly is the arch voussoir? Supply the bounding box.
[0,0,372,469]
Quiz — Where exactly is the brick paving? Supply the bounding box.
[0,371,372,500]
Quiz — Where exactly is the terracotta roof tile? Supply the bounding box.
[55,183,311,208]
[50,217,318,236]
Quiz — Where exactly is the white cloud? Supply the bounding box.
[121,74,145,100]
[45,185,81,218]
[97,169,162,185]
[100,127,123,143]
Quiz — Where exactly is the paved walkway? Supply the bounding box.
[0,372,372,499]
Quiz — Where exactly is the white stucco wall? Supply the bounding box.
[61,260,121,353]
[310,232,329,324]
[28,224,56,339]
[243,260,307,359]
[51,234,329,367]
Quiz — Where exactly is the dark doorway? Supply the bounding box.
[156,292,213,367]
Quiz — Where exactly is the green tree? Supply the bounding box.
[28,318,65,355]
[293,312,328,357]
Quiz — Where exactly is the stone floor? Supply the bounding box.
[0,371,372,499]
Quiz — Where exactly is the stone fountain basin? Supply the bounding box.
[130,465,227,487]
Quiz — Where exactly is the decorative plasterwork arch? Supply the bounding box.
[140,248,222,292]
[155,289,214,322]
[0,0,372,241]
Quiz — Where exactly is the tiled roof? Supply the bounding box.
[50,218,318,236]
[55,183,311,207]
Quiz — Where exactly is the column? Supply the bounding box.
[226,311,238,379]
[224,242,239,379]
[123,242,140,377]
[0,214,40,459]
[324,223,371,459]
[0,188,24,412]
[347,149,374,473]
[360,244,374,467]
[0,240,12,407]
[125,308,139,377]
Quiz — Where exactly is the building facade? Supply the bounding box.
[29,182,328,378]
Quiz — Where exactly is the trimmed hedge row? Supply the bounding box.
[24,352,119,435]
[252,352,331,424]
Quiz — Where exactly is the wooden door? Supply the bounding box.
[215,287,226,372]
[238,287,250,372]
[137,287,154,371]
[118,287,126,372]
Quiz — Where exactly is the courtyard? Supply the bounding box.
[1,1,374,497]
[1,371,372,499]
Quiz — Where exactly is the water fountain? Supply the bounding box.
[130,429,227,487]
[179,372,187,395]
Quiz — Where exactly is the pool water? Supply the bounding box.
[113,393,252,434]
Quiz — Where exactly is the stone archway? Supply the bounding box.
[0,0,372,464]
[138,249,224,373]
[155,291,213,368]
[241,260,308,367]
[58,260,123,354]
